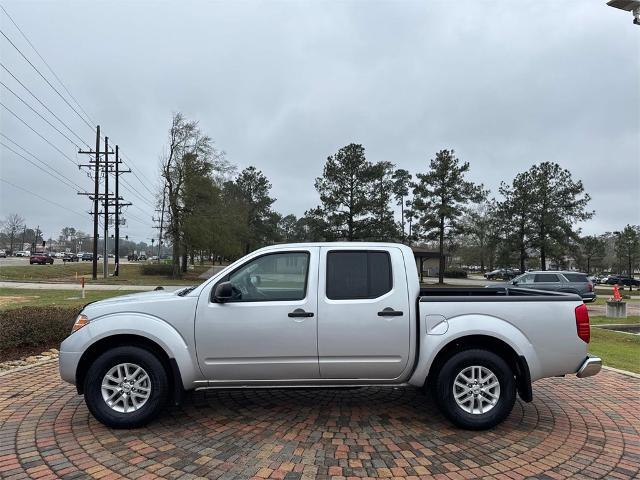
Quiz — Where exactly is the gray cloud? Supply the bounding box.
[1,0,638,242]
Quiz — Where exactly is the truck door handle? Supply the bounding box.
[378,307,403,317]
[288,308,314,318]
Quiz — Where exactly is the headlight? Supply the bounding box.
[71,314,90,333]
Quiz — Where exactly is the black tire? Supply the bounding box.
[434,349,516,430]
[84,346,168,428]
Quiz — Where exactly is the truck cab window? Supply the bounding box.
[227,252,309,302]
[326,251,392,300]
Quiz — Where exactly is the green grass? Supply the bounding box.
[0,263,211,285]
[589,315,640,325]
[594,286,640,298]
[0,288,141,311]
[589,327,640,373]
[587,295,640,305]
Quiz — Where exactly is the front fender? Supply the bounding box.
[60,312,202,389]
[408,313,540,387]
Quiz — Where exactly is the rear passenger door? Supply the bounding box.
[317,247,411,380]
[533,273,561,291]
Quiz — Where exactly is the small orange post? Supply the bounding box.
[81,276,85,299]
[613,284,622,300]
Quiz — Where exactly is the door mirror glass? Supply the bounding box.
[213,281,235,303]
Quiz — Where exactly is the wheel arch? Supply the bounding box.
[422,334,532,403]
[75,334,184,405]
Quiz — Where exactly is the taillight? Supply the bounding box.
[588,283,593,292]
[575,304,590,343]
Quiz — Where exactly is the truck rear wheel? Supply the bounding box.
[83,346,168,428]
[435,349,516,430]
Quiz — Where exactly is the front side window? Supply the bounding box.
[225,252,309,302]
[534,273,560,283]
[326,251,392,300]
[515,274,534,284]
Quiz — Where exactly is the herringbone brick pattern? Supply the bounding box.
[0,362,638,479]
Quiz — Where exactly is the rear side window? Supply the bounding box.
[534,273,560,282]
[326,251,392,300]
[564,273,589,283]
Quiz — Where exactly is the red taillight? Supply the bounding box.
[575,304,590,343]
[588,283,593,292]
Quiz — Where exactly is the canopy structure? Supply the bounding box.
[411,246,448,283]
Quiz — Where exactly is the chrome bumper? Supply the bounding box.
[576,355,602,378]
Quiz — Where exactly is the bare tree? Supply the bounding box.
[1,213,25,254]
[160,113,231,277]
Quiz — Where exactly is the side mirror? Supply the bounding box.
[213,281,234,303]
[512,280,518,285]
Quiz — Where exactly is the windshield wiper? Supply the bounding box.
[177,286,196,296]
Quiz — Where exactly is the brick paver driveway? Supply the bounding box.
[1,362,639,480]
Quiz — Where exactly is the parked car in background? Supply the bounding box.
[81,252,94,261]
[606,275,640,287]
[484,268,520,280]
[30,252,54,265]
[15,250,30,257]
[63,253,80,262]
[0,249,6,258]
[54,252,66,258]
[495,271,596,302]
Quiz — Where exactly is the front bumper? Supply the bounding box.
[576,355,602,378]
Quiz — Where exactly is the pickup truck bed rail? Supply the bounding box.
[419,287,582,301]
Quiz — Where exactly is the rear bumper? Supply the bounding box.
[576,355,602,378]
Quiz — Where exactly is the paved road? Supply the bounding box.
[0,281,184,291]
[0,362,638,479]
[0,257,137,267]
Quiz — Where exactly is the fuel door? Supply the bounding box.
[425,314,448,335]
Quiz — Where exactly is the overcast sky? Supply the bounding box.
[0,0,638,243]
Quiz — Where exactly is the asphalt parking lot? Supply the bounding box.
[0,361,638,480]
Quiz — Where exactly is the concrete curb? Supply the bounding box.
[0,357,58,377]
[602,365,640,379]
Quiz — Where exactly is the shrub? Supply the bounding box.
[140,264,173,276]
[0,306,80,353]
[443,268,468,278]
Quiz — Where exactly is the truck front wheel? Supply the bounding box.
[435,349,516,430]
[83,346,168,428]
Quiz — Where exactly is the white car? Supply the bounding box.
[15,250,29,257]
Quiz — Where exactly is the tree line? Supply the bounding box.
[157,113,640,281]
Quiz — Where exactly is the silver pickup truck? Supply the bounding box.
[59,242,601,430]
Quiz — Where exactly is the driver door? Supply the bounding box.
[194,248,320,382]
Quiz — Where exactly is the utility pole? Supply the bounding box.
[114,145,119,276]
[77,126,102,280]
[157,182,166,261]
[103,137,109,279]
[111,145,130,275]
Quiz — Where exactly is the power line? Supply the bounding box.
[0,79,82,149]
[0,4,96,126]
[0,176,88,219]
[119,175,157,209]
[0,10,158,229]
[120,152,158,199]
[0,136,85,192]
[0,101,78,167]
[0,28,95,131]
[0,63,90,148]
